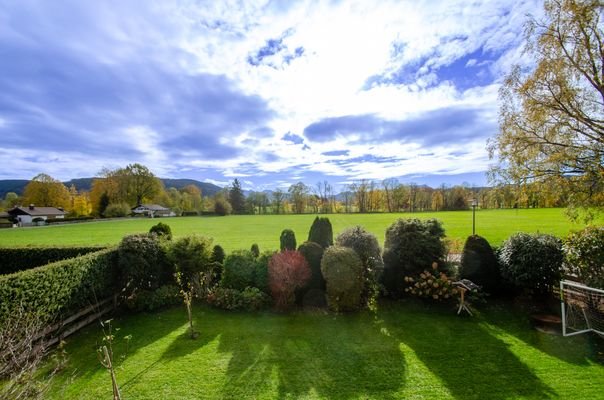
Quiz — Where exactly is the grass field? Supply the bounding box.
[47,301,604,400]
[0,208,595,252]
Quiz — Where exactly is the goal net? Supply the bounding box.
[560,280,604,337]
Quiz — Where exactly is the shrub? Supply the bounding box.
[206,286,271,311]
[268,250,311,310]
[0,249,119,327]
[321,246,364,312]
[459,235,501,295]
[250,243,260,258]
[564,226,604,288]
[125,284,181,312]
[167,235,214,295]
[336,226,383,308]
[0,246,105,275]
[404,262,458,301]
[254,251,274,292]
[297,241,326,306]
[499,233,564,294]
[149,222,172,240]
[103,202,131,218]
[118,234,168,293]
[308,216,333,248]
[211,245,226,265]
[221,250,269,292]
[214,198,232,216]
[280,229,297,251]
[382,218,446,297]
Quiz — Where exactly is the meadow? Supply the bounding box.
[0,208,594,252]
[47,301,604,400]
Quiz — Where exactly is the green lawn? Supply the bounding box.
[47,301,604,399]
[0,209,595,252]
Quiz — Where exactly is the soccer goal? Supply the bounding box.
[560,280,604,337]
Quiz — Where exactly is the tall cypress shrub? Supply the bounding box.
[308,216,333,249]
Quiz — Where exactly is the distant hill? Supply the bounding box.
[0,178,223,198]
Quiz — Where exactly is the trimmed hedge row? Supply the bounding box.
[0,248,119,326]
[0,246,106,275]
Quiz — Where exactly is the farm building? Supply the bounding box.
[7,204,66,226]
[131,204,175,218]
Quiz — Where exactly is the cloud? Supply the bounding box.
[304,106,495,146]
[0,0,542,189]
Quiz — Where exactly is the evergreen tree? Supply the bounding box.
[229,179,246,214]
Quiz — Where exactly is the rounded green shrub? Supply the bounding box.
[459,235,501,295]
[104,202,131,218]
[564,226,604,288]
[221,250,269,292]
[118,233,167,292]
[125,284,181,312]
[499,233,564,294]
[382,218,446,297]
[308,216,333,249]
[167,235,214,292]
[149,222,172,240]
[280,229,297,251]
[336,226,383,307]
[214,198,232,216]
[321,246,364,312]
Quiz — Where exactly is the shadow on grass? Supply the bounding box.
[52,306,190,394]
[159,308,406,399]
[479,302,604,366]
[377,300,556,400]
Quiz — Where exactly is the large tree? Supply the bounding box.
[489,0,604,216]
[228,179,246,214]
[22,173,70,208]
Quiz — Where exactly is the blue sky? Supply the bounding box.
[0,0,542,191]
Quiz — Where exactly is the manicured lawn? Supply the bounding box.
[0,209,594,252]
[48,301,603,399]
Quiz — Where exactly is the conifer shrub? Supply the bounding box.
[250,243,260,258]
[280,229,297,251]
[268,250,311,310]
[297,241,326,306]
[321,246,364,312]
[459,235,501,295]
[211,245,226,265]
[336,226,383,308]
[564,226,604,288]
[382,218,446,297]
[499,233,564,294]
[149,222,172,240]
[308,216,333,248]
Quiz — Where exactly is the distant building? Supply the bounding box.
[131,204,175,218]
[8,204,66,226]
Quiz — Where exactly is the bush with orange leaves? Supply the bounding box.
[404,262,458,301]
[268,250,311,310]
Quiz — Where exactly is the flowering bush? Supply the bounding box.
[268,250,311,310]
[404,262,458,301]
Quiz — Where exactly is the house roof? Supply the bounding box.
[133,204,170,211]
[8,206,67,216]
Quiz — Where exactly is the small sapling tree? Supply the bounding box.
[167,235,214,339]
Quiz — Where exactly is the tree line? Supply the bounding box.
[0,167,573,218]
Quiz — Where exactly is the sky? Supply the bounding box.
[0,0,543,192]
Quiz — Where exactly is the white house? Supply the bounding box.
[131,204,175,218]
[7,205,66,226]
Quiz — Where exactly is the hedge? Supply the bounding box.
[0,246,106,275]
[0,248,119,326]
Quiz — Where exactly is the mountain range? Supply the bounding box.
[0,178,223,199]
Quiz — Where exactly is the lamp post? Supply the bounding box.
[471,198,478,236]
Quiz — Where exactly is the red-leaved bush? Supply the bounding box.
[268,250,311,310]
